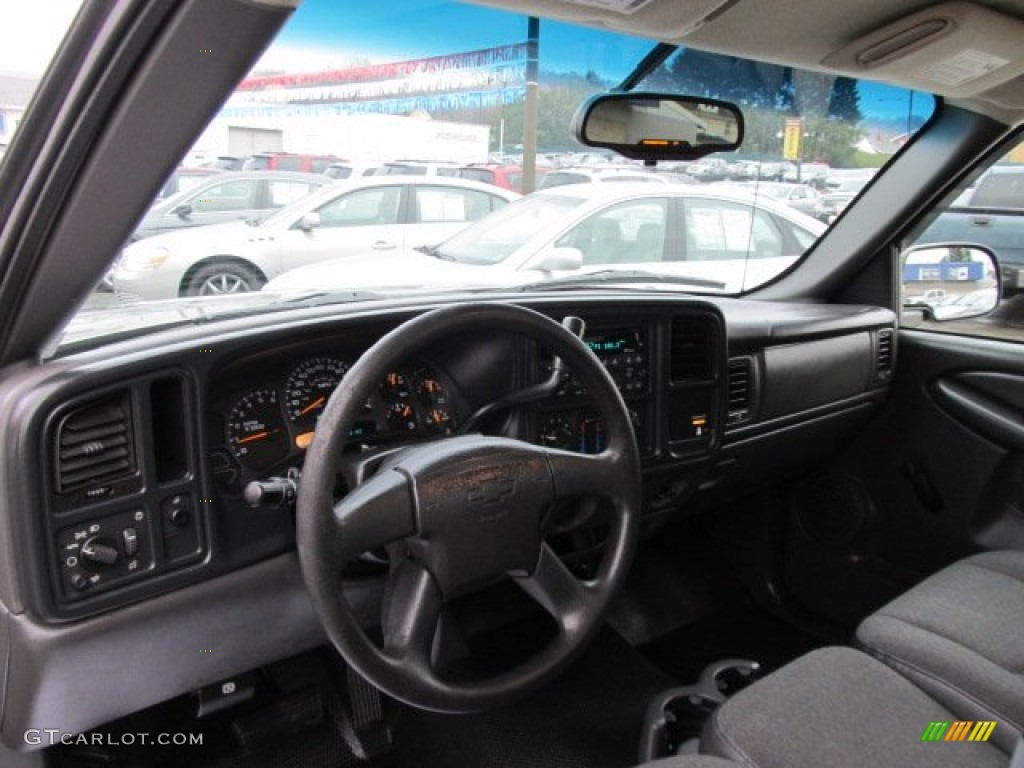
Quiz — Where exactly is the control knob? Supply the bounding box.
[79,536,120,570]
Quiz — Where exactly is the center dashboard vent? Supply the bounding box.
[670,317,713,382]
[727,357,754,425]
[54,393,137,494]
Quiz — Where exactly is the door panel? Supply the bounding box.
[781,329,1024,626]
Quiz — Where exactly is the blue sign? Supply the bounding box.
[904,261,984,282]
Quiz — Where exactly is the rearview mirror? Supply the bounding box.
[901,243,1000,322]
[573,92,743,162]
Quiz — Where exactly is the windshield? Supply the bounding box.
[434,193,584,265]
[49,0,934,351]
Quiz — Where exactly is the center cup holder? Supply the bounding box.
[638,658,761,763]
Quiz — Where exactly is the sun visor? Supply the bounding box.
[821,1,1024,97]
[465,0,736,40]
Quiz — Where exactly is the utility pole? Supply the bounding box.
[522,16,540,193]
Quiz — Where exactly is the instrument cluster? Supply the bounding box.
[215,355,457,477]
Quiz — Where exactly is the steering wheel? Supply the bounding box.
[296,303,641,712]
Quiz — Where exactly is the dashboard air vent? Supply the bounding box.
[670,318,713,382]
[727,357,754,425]
[875,329,894,381]
[55,394,136,494]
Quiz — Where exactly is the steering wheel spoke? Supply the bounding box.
[543,447,621,501]
[514,543,594,639]
[382,559,443,668]
[332,468,415,560]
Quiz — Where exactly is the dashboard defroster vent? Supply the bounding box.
[55,394,137,494]
[875,329,894,382]
[727,357,754,425]
[670,318,713,382]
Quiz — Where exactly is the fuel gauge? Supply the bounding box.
[382,372,417,433]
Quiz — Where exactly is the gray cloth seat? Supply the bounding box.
[693,646,1006,768]
[857,550,1024,752]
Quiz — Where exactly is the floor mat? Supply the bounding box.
[391,629,676,768]
[639,603,823,684]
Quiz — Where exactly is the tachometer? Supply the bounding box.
[226,389,288,471]
[285,357,349,430]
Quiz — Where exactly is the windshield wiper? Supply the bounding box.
[514,270,727,292]
[276,289,390,306]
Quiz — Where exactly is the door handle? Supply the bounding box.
[371,240,396,250]
[970,216,995,227]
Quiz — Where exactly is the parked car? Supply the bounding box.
[322,161,381,180]
[820,177,871,220]
[112,176,517,299]
[746,182,828,220]
[913,164,1024,293]
[153,167,219,201]
[451,163,543,192]
[242,152,340,173]
[198,155,245,171]
[539,166,669,189]
[265,183,825,294]
[372,160,463,177]
[130,171,330,241]
[686,157,730,181]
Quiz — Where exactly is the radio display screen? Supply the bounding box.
[585,329,643,356]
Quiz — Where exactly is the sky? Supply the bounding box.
[0,0,932,126]
[259,0,654,83]
[261,0,932,123]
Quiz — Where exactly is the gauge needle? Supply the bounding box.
[301,396,326,415]
[236,431,269,445]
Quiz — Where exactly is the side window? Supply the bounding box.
[904,137,1024,339]
[316,186,401,228]
[274,156,304,172]
[556,199,668,265]
[414,187,494,223]
[683,200,783,260]
[189,180,258,212]
[268,180,316,208]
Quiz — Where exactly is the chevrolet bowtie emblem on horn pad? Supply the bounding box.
[465,466,518,509]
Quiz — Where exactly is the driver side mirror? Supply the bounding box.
[171,203,192,219]
[534,247,583,272]
[297,212,321,232]
[901,243,1000,322]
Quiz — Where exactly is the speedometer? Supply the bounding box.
[226,389,288,471]
[285,357,349,430]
